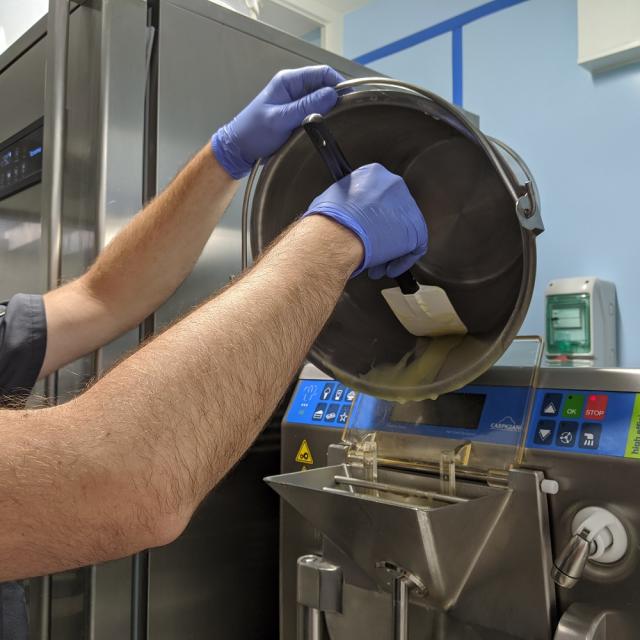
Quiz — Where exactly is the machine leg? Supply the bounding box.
[296,555,343,640]
[392,576,411,640]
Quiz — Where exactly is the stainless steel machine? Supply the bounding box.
[273,341,639,639]
[0,1,366,638]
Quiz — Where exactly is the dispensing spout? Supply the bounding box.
[552,507,628,589]
[551,529,592,588]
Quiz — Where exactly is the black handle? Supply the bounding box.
[302,113,418,291]
[302,113,353,181]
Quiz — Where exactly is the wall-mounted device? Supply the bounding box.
[545,277,617,367]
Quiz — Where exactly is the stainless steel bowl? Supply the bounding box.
[245,78,543,400]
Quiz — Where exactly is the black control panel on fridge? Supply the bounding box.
[0,118,44,201]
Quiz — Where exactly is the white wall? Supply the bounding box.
[0,0,48,55]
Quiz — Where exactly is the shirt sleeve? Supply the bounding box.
[0,293,47,404]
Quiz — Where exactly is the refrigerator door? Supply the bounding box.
[148,1,368,638]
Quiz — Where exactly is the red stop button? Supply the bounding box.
[584,394,608,420]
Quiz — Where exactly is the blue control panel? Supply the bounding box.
[285,380,358,427]
[526,388,640,459]
[285,379,530,447]
[285,378,640,460]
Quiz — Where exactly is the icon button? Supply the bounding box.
[534,420,555,445]
[313,403,327,421]
[337,406,351,424]
[541,393,562,417]
[579,423,602,449]
[333,384,345,402]
[325,404,339,423]
[321,383,334,402]
[584,394,608,420]
[562,395,585,419]
[556,421,578,447]
[345,389,356,403]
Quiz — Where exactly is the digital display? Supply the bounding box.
[0,119,44,201]
[390,393,487,430]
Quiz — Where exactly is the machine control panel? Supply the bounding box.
[286,373,640,460]
[0,119,44,201]
[286,379,529,447]
[527,388,640,459]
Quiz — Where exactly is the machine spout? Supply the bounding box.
[551,530,591,589]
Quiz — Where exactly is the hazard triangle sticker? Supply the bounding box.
[295,439,314,465]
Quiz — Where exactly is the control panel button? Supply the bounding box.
[313,403,327,421]
[541,393,562,417]
[337,406,351,424]
[534,420,555,445]
[562,394,585,419]
[321,383,334,402]
[325,404,339,423]
[345,388,356,403]
[556,421,578,447]
[579,423,602,449]
[584,394,608,420]
[333,384,345,402]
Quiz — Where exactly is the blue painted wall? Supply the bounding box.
[344,0,640,366]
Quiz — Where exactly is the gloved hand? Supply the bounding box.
[302,163,428,278]
[212,65,344,179]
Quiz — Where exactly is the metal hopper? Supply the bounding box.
[266,463,511,609]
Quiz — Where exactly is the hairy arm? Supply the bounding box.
[40,146,239,378]
[0,216,361,581]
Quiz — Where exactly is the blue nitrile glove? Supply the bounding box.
[302,163,428,278]
[212,65,345,179]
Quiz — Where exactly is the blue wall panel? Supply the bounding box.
[344,0,640,366]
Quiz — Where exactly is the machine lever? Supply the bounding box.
[551,529,591,589]
[552,507,628,589]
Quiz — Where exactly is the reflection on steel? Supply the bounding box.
[332,476,468,505]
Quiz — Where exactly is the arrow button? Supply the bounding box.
[534,420,556,445]
[541,393,562,417]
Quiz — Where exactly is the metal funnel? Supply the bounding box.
[266,464,510,609]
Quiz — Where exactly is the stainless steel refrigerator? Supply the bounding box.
[0,1,366,637]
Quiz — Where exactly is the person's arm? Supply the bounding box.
[40,65,345,378]
[0,216,361,581]
[40,148,237,378]
[0,162,426,581]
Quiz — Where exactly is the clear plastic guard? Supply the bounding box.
[342,337,544,485]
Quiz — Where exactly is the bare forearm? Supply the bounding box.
[41,147,238,376]
[0,216,361,580]
[83,145,237,312]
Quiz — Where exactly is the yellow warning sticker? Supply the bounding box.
[295,439,314,465]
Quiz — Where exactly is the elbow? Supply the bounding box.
[147,508,192,550]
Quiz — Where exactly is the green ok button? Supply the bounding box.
[563,394,585,419]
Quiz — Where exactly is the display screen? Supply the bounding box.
[0,119,44,201]
[390,393,487,430]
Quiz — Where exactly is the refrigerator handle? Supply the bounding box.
[39,1,71,637]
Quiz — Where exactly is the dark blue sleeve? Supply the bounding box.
[0,294,47,405]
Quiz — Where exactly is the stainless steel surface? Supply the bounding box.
[297,555,342,613]
[553,603,634,640]
[391,575,410,640]
[332,476,469,504]
[250,79,541,402]
[268,463,513,609]
[42,0,69,294]
[537,366,640,393]
[551,531,591,589]
[297,555,342,640]
[524,370,640,635]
